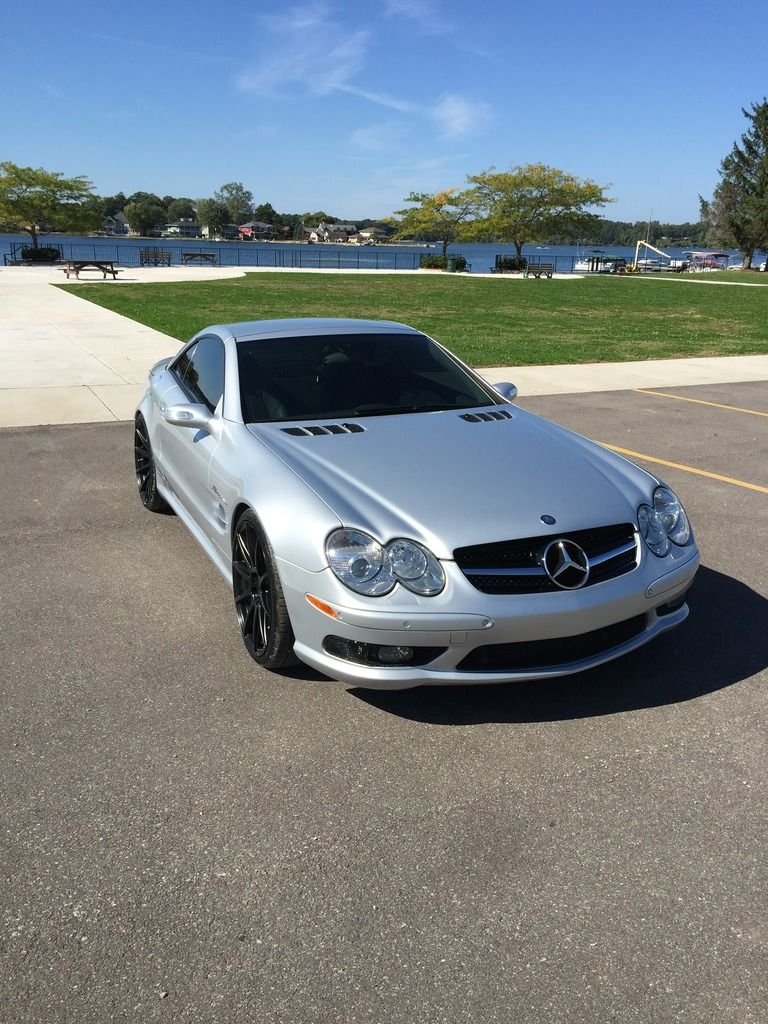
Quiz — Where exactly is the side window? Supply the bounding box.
[174,336,225,412]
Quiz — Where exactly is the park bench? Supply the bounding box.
[524,263,554,279]
[181,252,217,266]
[60,260,121,280]
[139,248,172,267]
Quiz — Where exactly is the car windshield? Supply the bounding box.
[237,332,501,422]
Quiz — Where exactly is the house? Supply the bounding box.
[303,221,358,243]
[104,211,129,235]
[200,224,239,240]
[239,220,277,240]
[359,226,388,242]
[164,218,203,238]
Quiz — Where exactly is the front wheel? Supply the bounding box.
[232,511,296,669]
[134,415,171,513]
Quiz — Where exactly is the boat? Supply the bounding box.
[574,248,604,272]
[632,239,680,272]
[574,249,627,273]
[682,251,732,272]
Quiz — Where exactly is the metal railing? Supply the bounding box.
[3,240,427,271]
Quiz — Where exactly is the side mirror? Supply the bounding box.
[493,381,518,402]
[161,403,214,430]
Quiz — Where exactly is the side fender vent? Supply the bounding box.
[460,409,513,423]
[281,422,366,437]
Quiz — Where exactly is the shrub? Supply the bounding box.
[21,246,61,263]
[419,254,468,271]
[494,255,527,272]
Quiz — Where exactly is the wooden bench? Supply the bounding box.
[60,260,121,280]
[525,263,554,279]
[139,249,172,267]
[181,252,217,266]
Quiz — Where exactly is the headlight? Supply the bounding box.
[638,486,691,556]
[326,530,445,596]
[326,529,394,595]
[387,538,445,595]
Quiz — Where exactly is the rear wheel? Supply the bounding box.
[134,415,170,513]
[232,510,296,669]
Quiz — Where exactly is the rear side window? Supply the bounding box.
[174,336,225,412]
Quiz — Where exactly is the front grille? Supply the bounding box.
[454,523,638,594]
[457,614,648,672]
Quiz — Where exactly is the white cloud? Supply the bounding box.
[337,85,418,116]
[381,0,451,34]
[237,3,492,142]
[237,25,369,96]
[431,95,493,139]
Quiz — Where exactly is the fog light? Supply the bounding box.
[657,591,689,616]
[322,635,446,668]
[377,645,414,664]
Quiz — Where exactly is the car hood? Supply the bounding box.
[247,408,656,558]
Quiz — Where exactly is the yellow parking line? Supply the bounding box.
[634,388,768,418]
[600,443,768,494]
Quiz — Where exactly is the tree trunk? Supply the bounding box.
[28,225,38,248]
[514,240,523,259]
[742,252,753,269]
[441,238,449,257]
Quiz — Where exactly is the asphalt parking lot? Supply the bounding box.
[2,383,767,1024]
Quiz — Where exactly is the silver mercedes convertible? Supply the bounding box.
[134,318,699,689]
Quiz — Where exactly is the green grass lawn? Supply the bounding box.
[60,271,768,367]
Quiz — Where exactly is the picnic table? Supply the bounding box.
[61,260,120,280]
[181,252,217,266]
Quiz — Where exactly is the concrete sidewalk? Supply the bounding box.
[1,265,767,428]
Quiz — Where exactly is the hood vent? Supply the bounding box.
[281,422,366,437]
[461,409,513,423]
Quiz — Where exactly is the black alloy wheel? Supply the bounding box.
[232,510,296,669]
[134,415,170,513]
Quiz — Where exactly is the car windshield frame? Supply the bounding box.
[236,332,503,423]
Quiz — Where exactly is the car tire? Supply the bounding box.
[134,415,171,513]
[232,510,297,669]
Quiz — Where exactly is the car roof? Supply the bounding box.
[200,318,421,343]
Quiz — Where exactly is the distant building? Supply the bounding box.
[164,218,203,238]
[303,221,358,243]
[104,211,129,235]
[201,224,240,240]
[239,220,278,240]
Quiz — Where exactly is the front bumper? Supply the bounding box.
[278,547,700,690]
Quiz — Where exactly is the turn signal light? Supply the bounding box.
[305,594,339,619]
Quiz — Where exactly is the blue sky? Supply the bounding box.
[2,0,766,222]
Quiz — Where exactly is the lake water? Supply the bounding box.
[1,233,755,275]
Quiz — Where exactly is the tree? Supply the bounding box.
[123,197,166,236]
[0,162,100,246]
[466,164,612,259]
[196,198,229,236]
[215,182,253,226]
[391,189,478,256]
[166,198,196,221]
[252,202,280,225]
[706,99,768,268]
[101,192,127,218]
[302,211,335,225]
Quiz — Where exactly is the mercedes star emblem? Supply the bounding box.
[542,539,590,589]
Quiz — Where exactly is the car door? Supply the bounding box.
[156,334,225,535]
